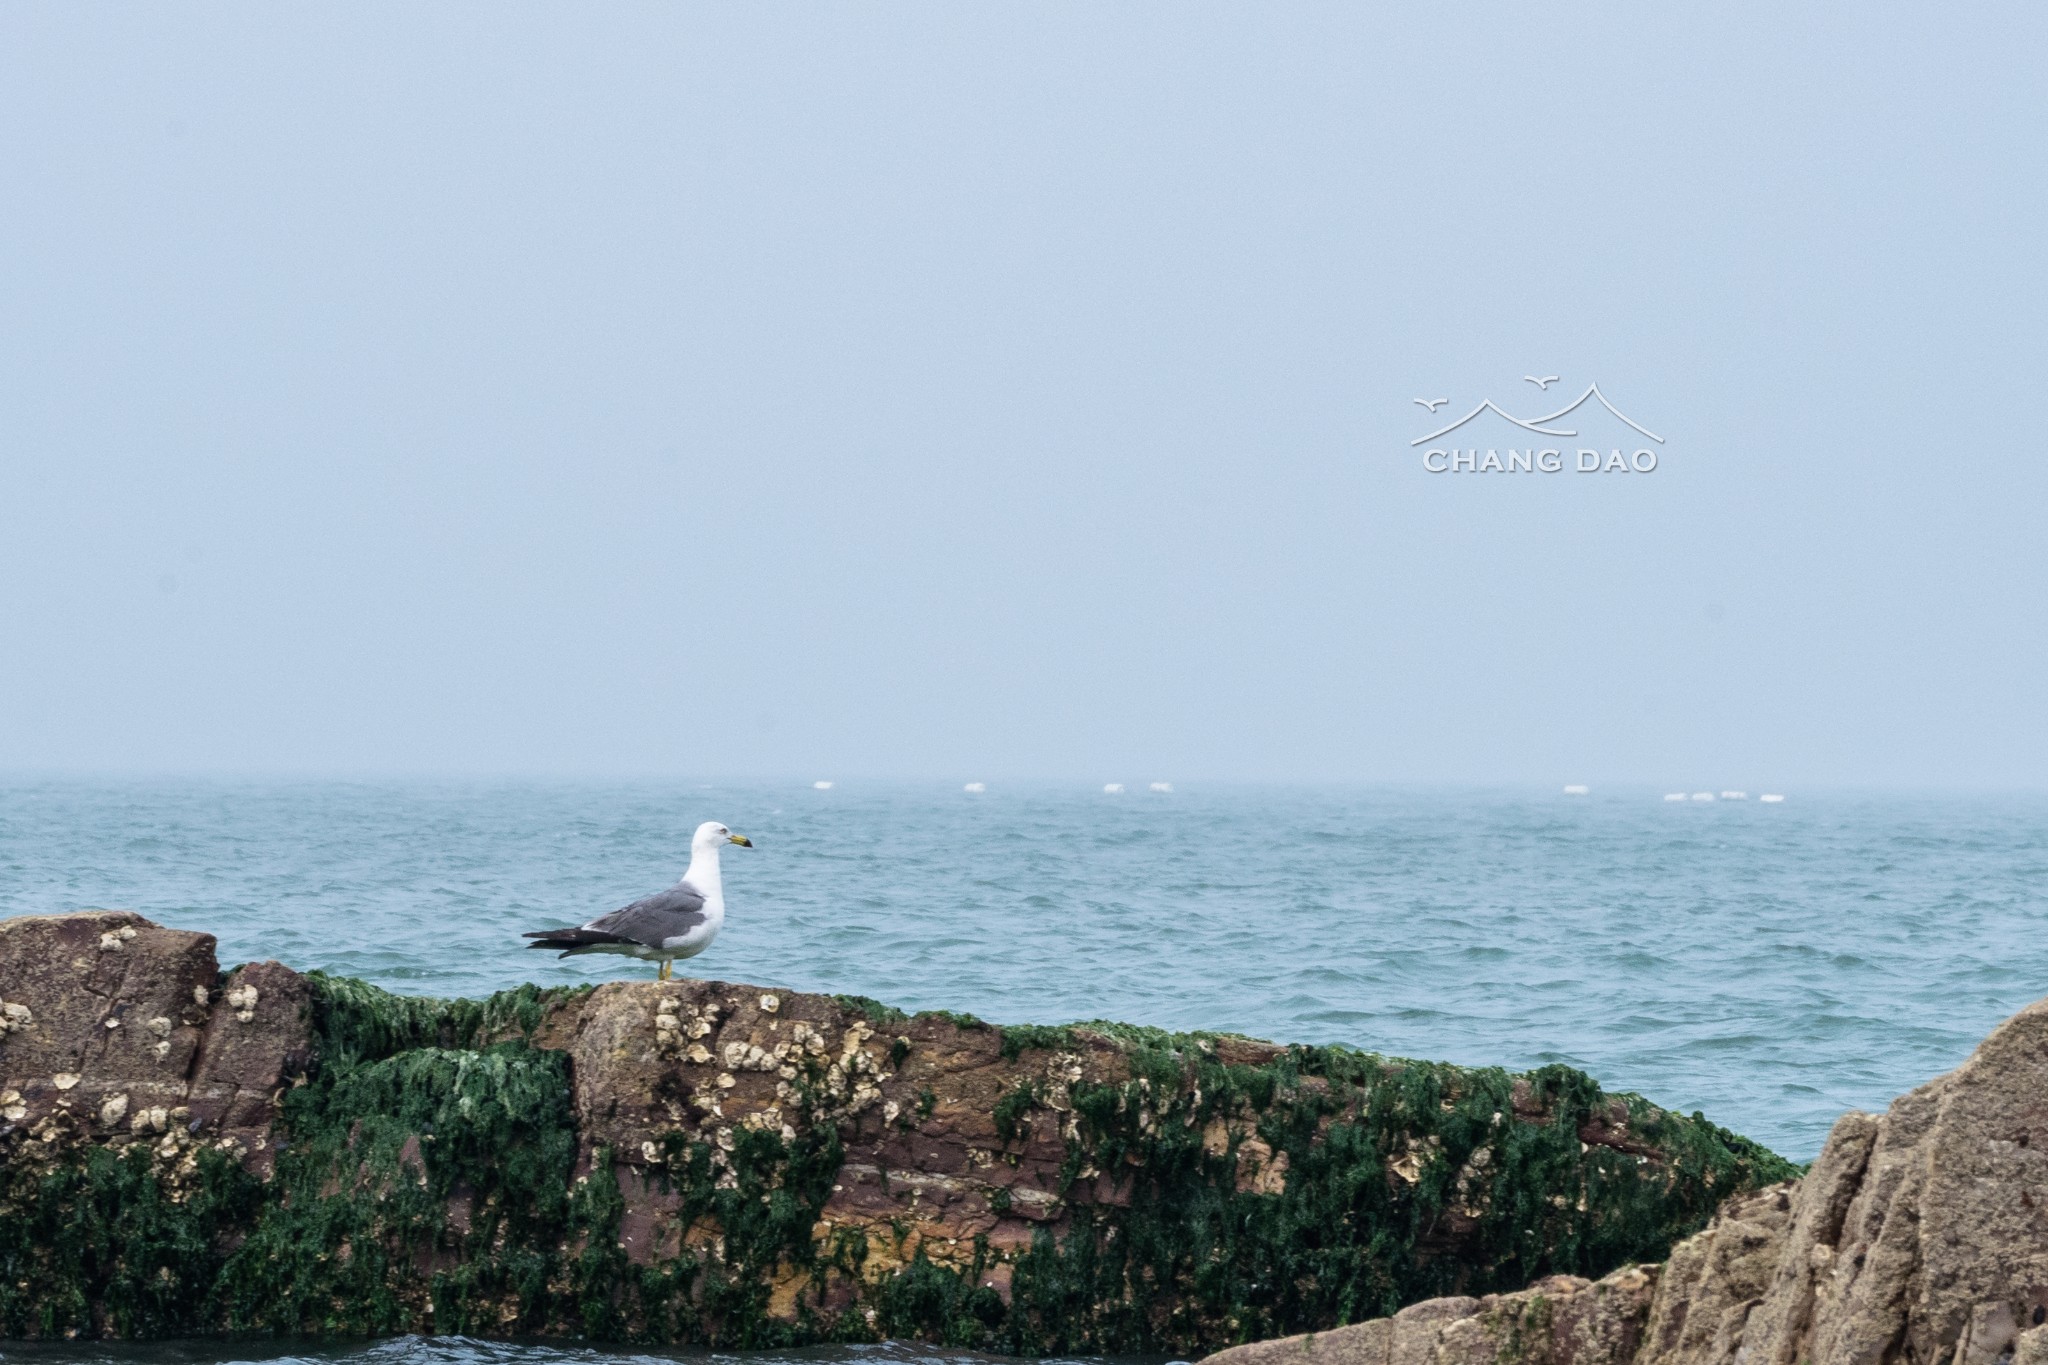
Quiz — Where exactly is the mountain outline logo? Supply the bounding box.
[1412,381,1664,447]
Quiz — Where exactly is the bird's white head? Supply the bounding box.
[693,820,753,851]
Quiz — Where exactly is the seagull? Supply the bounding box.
[522,821,752,980]
[1414,398,1449,411]
[1524,376,1560,390]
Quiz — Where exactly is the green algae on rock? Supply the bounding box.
[1196,988,2048,1365]
[0,911,1797,1352]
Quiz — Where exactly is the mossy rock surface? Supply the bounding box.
[0,910,1798,1352]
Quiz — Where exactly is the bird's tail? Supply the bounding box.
[522,927,633,958]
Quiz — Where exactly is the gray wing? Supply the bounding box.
[582,881,708,947]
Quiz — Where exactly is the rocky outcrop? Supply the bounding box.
[1202,1265,1662,1365]
[1,911,1794,1349]
[1200,993,2048,1365]
[1669,991,2048,1365]
[0,910,311,1167]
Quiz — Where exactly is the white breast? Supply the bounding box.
[662,904,724,956]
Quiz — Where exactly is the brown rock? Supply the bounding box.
[1636,1182,1797,1365]
[1201,1266,1659,1365]
[35,902,2048,1365]
[0,910,310,1166]
[531,976,1148,1278]
[1,910,1795,1348]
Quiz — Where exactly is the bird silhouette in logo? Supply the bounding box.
[1524,375,1560,390]
[1414,397,1449,412]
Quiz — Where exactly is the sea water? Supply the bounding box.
[3,779,2045,1362]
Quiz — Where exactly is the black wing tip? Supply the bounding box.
[523,927,636,950]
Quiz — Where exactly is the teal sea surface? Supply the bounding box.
[3,779,2045,1364]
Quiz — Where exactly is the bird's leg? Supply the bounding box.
[658,959,671,982]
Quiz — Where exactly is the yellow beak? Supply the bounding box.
[729,834,753,847]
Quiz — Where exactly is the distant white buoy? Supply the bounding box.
[1720,791,1748,800]
[1663,793,1686,802]
[812,781,834,790]
[1149,781,1174,793]
[963,782,986,794]
[1562,784,1589,795]
[1760,793,1786,803]
[1103,783,1125,794]
[1691,792,1716,802]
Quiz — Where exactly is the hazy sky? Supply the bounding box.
[2,5,2043,786]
